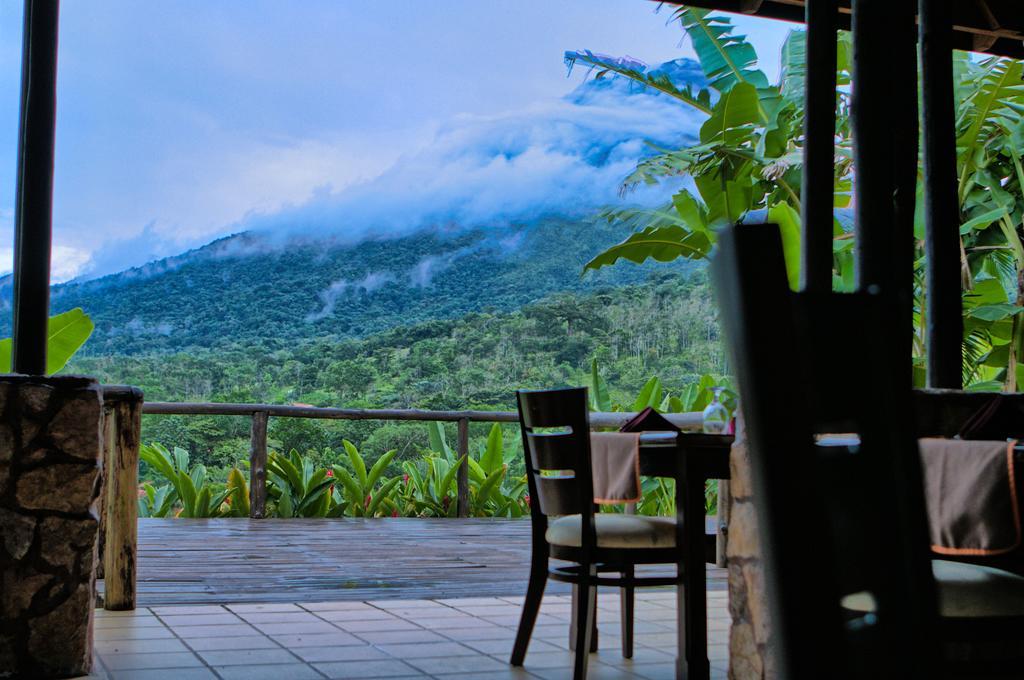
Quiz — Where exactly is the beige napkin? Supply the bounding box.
[590,432,641,504]
[920,438,1021,556]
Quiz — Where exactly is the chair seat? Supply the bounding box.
[843,559,1024,618]
[545,514,676,549]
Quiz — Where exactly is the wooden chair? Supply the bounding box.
[509,387,683,680]
[713,223,1024,678]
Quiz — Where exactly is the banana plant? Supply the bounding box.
[139,442,230,517]
[329,440,401,517]
[0,308,94,374]
[267,449,337,518]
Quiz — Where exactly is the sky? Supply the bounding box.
[0,1,791,282]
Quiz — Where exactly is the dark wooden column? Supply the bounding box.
[851,0,918,372]
[920,0,963,388]
[12,0,60,375]
[800,0,838,293]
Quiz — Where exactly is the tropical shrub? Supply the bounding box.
[138,442,231,517]
[329,441,402,517]
[0,307,94,374]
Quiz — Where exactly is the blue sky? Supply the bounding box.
[0,1,791,281]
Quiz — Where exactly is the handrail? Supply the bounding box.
[139,400,704,430]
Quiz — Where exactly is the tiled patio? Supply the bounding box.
[84,590,729,680]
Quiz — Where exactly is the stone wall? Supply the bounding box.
[727,420,773,679]
[0,376,104,679]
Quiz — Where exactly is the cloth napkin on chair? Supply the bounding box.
[590,432,641,504]
[919,438,1021,556]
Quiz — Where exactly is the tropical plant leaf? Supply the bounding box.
[564,50,713,114]
[584,225,712,272]
[0,308,94,375]
[480,424,503,475]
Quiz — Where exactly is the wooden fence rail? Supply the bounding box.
[142,399,703,522]
[97,386,706,609]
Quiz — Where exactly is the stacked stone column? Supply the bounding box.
[0,376,104,678]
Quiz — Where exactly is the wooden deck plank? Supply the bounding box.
[109,518,728,605]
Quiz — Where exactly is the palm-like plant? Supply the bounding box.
[139,443,230,517]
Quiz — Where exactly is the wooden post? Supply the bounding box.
[249,411,269,519]
[800,0,838,293]
[851,0,918,376]
[456,417,470,518]
[920,0,963,389]
[95,406,113,583]
[12,0,59,375]
[103,395,142,610]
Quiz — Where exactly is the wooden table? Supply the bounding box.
[639,431,733,680]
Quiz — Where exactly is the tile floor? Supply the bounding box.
[81,589,730,679]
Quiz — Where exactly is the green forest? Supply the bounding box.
[71,270,724,479]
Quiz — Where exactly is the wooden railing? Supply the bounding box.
[142,400,704,518]
[96,385,705,609]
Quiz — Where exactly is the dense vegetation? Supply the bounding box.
[71,271,723,477]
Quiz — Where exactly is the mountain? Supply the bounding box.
[5,218,691,356]
[0,57,709,357]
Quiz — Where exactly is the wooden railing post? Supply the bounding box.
[249,411,269,518]
[715,479,731,568]
[456,417,470,517]
[103,390,142,610]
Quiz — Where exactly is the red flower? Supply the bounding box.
[391,509,399,517]
[524,494,531,508]
[402,473,410,485]
[365,494,372,508]
[325,469,334,478]
[137,488,146,498]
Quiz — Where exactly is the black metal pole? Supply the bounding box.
[800,0,838,293]
[12,0,59,375]
[920,0,963,389]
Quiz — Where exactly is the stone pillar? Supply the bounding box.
[727,416,773,679]
[0,376,104,679]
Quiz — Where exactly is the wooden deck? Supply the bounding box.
[119,518,727,606]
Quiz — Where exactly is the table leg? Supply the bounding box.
[676,454,710,680]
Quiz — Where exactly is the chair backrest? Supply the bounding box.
[713,223,939,679]
[516,387,597,552]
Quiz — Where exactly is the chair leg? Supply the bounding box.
[510,557,547,666]
[620,566,635,659]
[569,583,598,652]
[573,566,597,680]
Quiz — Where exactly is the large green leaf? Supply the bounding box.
[768,202,802,290]
[0,308,94,374]
[480,424,503,476]
[673,7,771,97]
[699,83,761,146]
[584,225,712,272]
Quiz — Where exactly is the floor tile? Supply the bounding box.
[198,648,300,666]
[271,631,365,648]
[439,626,517,641]
[314,659,422,679]
[173,624,259,639]
[109,669,218,680]
[150,605,227,616]
[236,611,324,624]
[94,638,190,655]
[293,644,390,663]
[253,621,340,635]
[315,608,399,622]
[185,635,282,651]
[374,642,476,659]
[333,619,419,633]
[100,651,205,670]
[353,629,448,645]
[214,663,325,680]
[94,626,176,641]
[227,602,305,613]
[159,613,243,627]
[405,654,509,675]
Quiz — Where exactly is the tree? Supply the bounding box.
[573,6,1024,391]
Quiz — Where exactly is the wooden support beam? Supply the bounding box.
[800,0,838,293]
[103,394,142,610]
[920,0,964,389]
[249,411,269,519]
[851,0,919,375]
[456,418,470,518]
[12,0,59,375]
